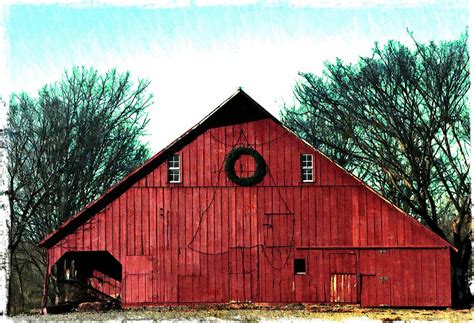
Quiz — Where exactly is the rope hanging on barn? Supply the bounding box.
[186,127,295,270]
[208,128,290,147]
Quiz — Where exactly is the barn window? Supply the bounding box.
[168,154,181,183]
[301,154,313,182]
[294,258,306,274]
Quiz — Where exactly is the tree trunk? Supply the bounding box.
[16,261,25,313]
[451,236,472,307]
[40,254,50,314]
[6,247,14,316]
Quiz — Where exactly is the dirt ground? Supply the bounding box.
[11,304,474,322]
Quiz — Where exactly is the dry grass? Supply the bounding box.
[13,304,473,322]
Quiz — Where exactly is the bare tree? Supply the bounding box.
[282,32,471,306]
[7,66,152,313]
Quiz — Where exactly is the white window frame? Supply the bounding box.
[168,154,181,183]
[301,153,314,183]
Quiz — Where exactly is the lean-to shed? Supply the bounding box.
[39,89,452,308]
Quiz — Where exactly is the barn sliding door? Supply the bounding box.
[360,250,392,307]
[123,256,156,305]
[330,273,358,303]
[229,248,258,302]
[328,252,359,304]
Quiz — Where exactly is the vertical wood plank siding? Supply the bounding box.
[47,117,451,307]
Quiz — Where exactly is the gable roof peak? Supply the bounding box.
[38,89,278,248]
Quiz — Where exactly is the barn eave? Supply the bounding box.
[38,88,277,248]
[38,88,454,251]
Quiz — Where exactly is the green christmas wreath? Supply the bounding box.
[225,146,266,186]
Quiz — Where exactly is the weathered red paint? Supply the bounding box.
[39,89,452,308]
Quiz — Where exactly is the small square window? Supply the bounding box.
[168,154,181,183]
[294,258,306,275]
[301,154,313,182]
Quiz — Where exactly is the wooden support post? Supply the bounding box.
[40,254,50,314]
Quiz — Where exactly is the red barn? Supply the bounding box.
[39,89,452,308]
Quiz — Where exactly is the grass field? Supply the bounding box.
[13,304,473,322]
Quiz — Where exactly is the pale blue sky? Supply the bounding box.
[1,0,469,151]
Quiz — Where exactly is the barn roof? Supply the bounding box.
[38,88,453,249]
[38,88,277,248]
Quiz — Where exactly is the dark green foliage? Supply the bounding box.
[7,66,153,313]
[282,32,471,306]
